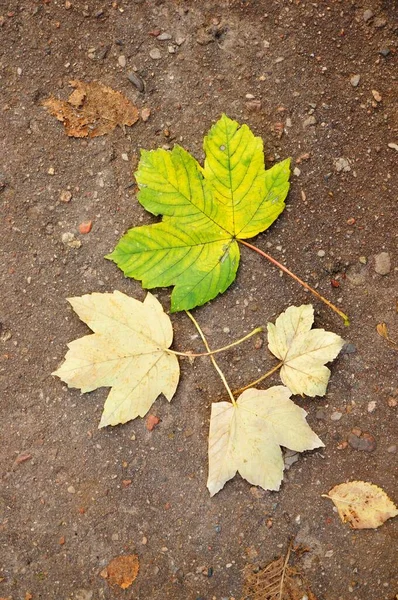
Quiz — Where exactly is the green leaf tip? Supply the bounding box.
[108,114,291,312]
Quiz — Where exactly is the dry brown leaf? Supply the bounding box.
[242,546,317,600]
[100,554,139,589]
[322,481,398,529]
[43,80,139,137]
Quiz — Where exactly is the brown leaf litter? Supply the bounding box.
[100,554,139,589]
[43,80,139,137]
[242,544,317,600]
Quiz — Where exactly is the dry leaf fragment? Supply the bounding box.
[322,481,398,529]
[267,304,344,396]
[52,291,180,427]
[14,452,32,465]
[376,322,398,349]
[43,80,139,137]
[100,554,139,589]
[376,322,389,340]
[242,545,318,600]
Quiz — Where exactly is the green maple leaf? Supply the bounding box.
[107,114,290,312]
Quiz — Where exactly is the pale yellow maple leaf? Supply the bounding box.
[267,304,344,397]
[323,481,398,529]
[207,385,324,496]
[52,291,179,427]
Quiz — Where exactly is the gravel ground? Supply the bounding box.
[0,1,397,599]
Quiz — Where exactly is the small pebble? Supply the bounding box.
[17,67,22,76]
[372,89,382,103]
[350,74,360,87]
[121,153,129,162]
[387,445,397,454]
[223,327,230,334]
[175,35,185,46]
[374,252,391,275]
[149,48,161,60]
[254,338,263,350]
[48,167,55,175]
[331,411,343,421]
[246,100,262,112]
[359,256,367,264]
[387,396,397,407]
[62,232,81,249]
[118,55,126,67]
[387,142,398,151]
[363,9,374,22]
[60,190,72,203]
[67,485,76,494]
[141,107,151,122]
[316,409,327,420]
[78,221,92,234]
[157,32,172,41]
[325,550,334,558]
[342,342,356,354]
[367,400,377,413]
[127,71,145,92]
[335,157,351,172]
[379,48,390,57]
[303,115,317,128]
[168,45,176,54]
[348,430,376,452]
[293,167,301,176]
[215,525,221,533]
[373,17,387,28]
[317,250,326,257]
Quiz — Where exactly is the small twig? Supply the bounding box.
[185,311,237,406]
[167,326,263,358]
[239,239,350,326]
[233,361,283,395]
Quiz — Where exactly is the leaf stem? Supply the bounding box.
[239,239,350,326]
[167,326,263,358]
[233,361,283,395]
[185,311,237,406]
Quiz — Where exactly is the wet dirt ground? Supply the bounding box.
[1,1,397,598]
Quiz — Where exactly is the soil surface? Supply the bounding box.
[1,1,397,599]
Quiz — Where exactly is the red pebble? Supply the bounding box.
[78,220,92,234]
[146,414,160,431]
